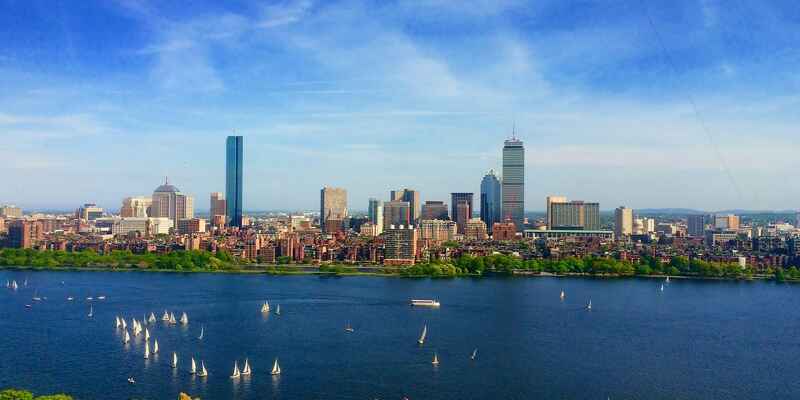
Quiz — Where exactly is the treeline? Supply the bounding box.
[0,388,72,400]
[0,249,239,271]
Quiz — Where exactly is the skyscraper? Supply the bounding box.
[502,137,525,231]
[320,187,348,233]
[546,196,567,229]
[390,189,420,222]
[226,136,243,227]
[421,201,449,220]
[210,192,226,219]
[383,225,417,265]
[549,200,600,230]
[151,178,194,228]
[480,170,502,233]
[368,198,384,234]
[383,200,411,228]
[614,206,633,239]
[687,214,707,237]
[451,193,473,234]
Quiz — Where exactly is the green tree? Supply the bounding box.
[0,389,34,400]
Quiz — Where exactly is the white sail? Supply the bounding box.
[432,352,439,365]
[242,359,251,375]
[471,348,477,360]
[88,306,93,318]
[261,302,270,313]
[124,330,131,343]
[144,340,150,359]
[180,312,188,325]
[169,313,176,324]
[122,318,127,329]
[275,305,281,315]
[587,300,592,310]
[162,310,170,321]
[660,284,664,292]
[271,359,281,375]
[148,312,156,324]
[418,325,427,344]
[145,328,150,341]
[11,280,17,290]
[115,316,121,328]
[198,326,204,340]
[560,290,565,300]
[230,361,240,379]
[172,352,178,368]
[190,358,197,374]
[199,361,208,377]
[666,276,670,283]
[153,339,159,354]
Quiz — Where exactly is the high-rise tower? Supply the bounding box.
[502,136,525,231]
[480,170,502,234]
[226,136,243,227]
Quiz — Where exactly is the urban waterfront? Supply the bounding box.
[1,271,799,399]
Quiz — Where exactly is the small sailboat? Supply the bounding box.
[198,325,204,340]
[418,324,427,345]
[230,361,241,379]
[172,352,178,368]
[145,328,150,341]
[666,276,670,283]
[115,316,121,328]
[162,310,170,321]
[271,359,281,375]
[471,348,477,360]
[124,330,131,343]
[190,358,197,374]
[261,301,270,313]
[127,377,135,384]
[169,312,177,325]
[11,280,18,290]
[242,359,251,376]
[144,340,150,359]
[88,306,93,318]
[275,305,281,316]
[97,296,106,300]
[180,312,188,325]
[660,284,664,292]
[560,289,565,300]
[32,290,42,301]
[198,361,208,377]
[121,318,127,329]
[587,299,592,310]
[86,297,93,301]
[153,339,159,354]
[345,322,354,333]
[432,352,439,365]
[67,296,74,301]
[148,312,156,324]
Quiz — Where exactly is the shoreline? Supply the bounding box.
[0,265,792,283]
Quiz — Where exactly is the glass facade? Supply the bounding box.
[502,138,524,231]
[226,136,243,227]
[480,170,502,233]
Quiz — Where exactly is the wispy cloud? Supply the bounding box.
[258,0,313,28]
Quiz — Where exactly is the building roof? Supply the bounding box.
[154,177,180,193]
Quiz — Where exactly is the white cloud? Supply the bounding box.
[258,0,313,28]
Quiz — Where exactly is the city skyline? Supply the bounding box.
[2,1,800,211]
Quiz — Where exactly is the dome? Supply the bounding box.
[154,177,180,193]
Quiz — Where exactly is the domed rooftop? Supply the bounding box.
[154,177,180,193]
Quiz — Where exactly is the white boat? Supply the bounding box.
[230,361,241,379]
[127,377,135,384]
[115,316,121,328]
[97,296,106,300]
[471,348,477,360]
[275,305,281,315]
[162,310,170,321]
[88,306,93,318]
[148,312,156,324]
[153,339,159,354]
[86,297,93,301]
[587,300,592,310]
[666,276,671,283]
[180,312,188,325]
[242,359,251,376]
[190,358,197,374]
[198,361,208,377]
[560,290,565,300]
[411,299,441,307]
[121,318,127,329]
[169,313,177,324]
[124,330,131,343]
[271,359,281,375]
[198,325,204,340]
[660,284,664,292]
[261,301,270,313]
[145,328,150,341]
[345,323,354,333]
[32,291,42,301]
[144,340,150,359]
[432,352,439,365]
[67,296,74,301]
[11,280,18,290]
[418,324,427,345]
[172,352,178,368]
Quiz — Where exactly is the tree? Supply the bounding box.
[0,389,34,400]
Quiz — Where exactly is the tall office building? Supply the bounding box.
[368,198,384,234]
[421,201,449,220]
[210,192,226,218]
[151,178,194,228]
[7,220,31,248]
[226,136,243,227]
[550,200,600,230]
[614,206,633,239]
[120,197,152,218]
[546,196,568,229]
[320,187,348,233]
[383,225,417,265]
[451,193,474,234]
[502,137,525,231]
[383,200,411,228]
[390,189,420,222]
[480,170,502,233]
[687,214,708,237]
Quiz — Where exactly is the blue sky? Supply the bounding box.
[1,0,799,212]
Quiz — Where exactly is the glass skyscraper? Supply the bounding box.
[480,169,502,233]
[226,136,243,227]
[502,137,525,231]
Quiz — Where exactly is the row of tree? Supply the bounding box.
[0,389,71,400]
[0,249,238,271]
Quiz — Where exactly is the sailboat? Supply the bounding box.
[32,290,42,301]
[198,361,208,377]
[345,322,354,333]
[275,305,281,316]
[471,348,477,360]
[198,325,204,340]
[271,359,281,375]
[261,301,270,313]
[144,340,150,359]
[67,296,74,301]
[162,310,170,321]
[148,312,156,324]
[145,328,150,341]
[190,358,197,374]
[124,330,131,343]
[153,339,159,354]
[560,289,565,300]
[242,359,251,376]
[230,361,241,379]
[115,316,121,328]
[432,352,440,365]
[660,284,664,292]
[587,299,592,310]
[418,325,427,345]
[11,280,17,290]
[180,312,188,325]
[169,313,177,325]
[121,318,127,329]
[172,352,178,368]
[88,306,93,318]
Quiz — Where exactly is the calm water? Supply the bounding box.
[0,271,798,399]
